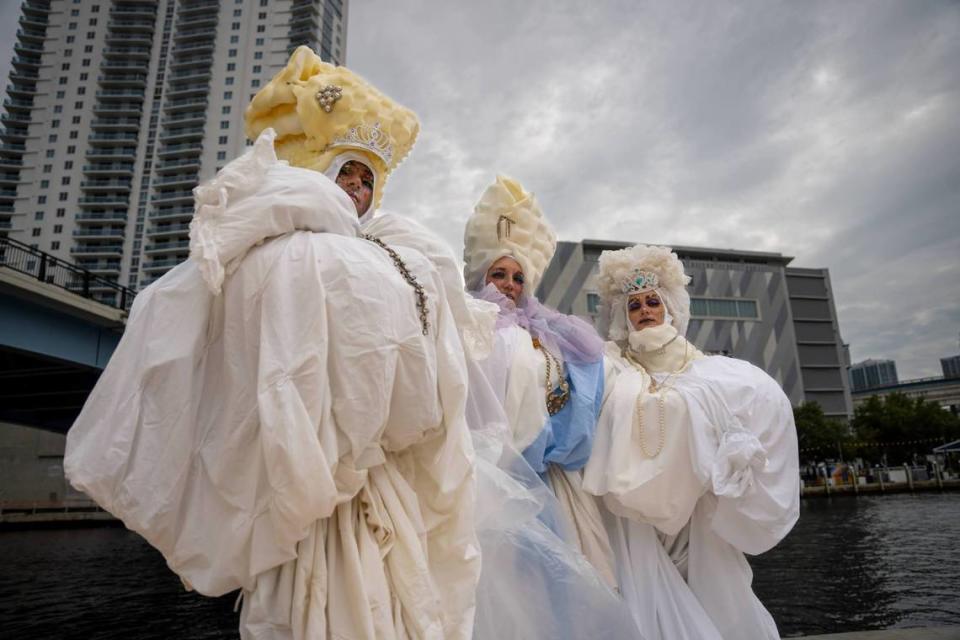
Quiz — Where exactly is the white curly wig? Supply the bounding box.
[595,244,691,342]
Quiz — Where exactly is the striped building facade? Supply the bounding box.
[537,239,853,419]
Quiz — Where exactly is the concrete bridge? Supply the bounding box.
[0,237,131,433]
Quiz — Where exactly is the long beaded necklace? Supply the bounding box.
[361,233,430,335]
[532,337,570,416]
[622,340,690,458]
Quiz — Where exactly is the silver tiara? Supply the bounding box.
[620,269,659,295]
[330,122,393,166]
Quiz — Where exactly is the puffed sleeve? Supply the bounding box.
[65,234,345,597]
[683,358,800,555]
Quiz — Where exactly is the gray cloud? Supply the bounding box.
[348,0,960,378]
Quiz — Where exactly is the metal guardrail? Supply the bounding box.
[0,236,136,311]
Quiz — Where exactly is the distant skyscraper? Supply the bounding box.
[849,359,899,392]
[1,0,348,304]
[942,355,960,380]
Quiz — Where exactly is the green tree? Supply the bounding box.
[852,392,960,463]
[794,401,851,461]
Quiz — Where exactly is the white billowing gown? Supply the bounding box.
[64,130,479,640]
[584,324,800,640]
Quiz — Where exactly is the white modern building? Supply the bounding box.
[1,0,348,303]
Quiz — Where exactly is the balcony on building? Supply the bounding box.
[0,156,25,170]
[7,84,38,99]
[97,73,148,88]
[13,40,44,56]
[10,55,42,71]
[88,132,139,145]
[92,102,142,117]
[0,127,29,143]
[70,243,124,257]
[146,221,191,238]
[151,189,193,205]
[106,19,156,34]
[165,82,210,100]
[166,67,212,84]
[75,210,128,223]
[17,15,47,34]
[102,46,151,60]
[101,59,150,72]
[0,171,20,186]
[169,54,211,71]
[82,162,135,176]
[141,256,186,273]
[157,142,202,159]
[72,227,126,240]
[1,111,33,126]
[172,41,215,56]
[109,5,157,19]
[144,239,189,254]
[95,88,146,101]
[79,178,132,192]
[104,32,153,47]
[9,68,41,84]
[158,125,204,144]
[75,260,122,275]
[90,117,142,132]
[17,28,47,45]
[149,206,195,222]
[176,1,220,19]
[163,96,208,114]
[155,157,201,174]
[161,111,206,128]
[153,172,198,189]
[78,194,131,207]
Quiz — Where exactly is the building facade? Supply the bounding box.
[849,358,899,392]
[537,239,853,419]
[941,354,960,380]
[1,0,348,303]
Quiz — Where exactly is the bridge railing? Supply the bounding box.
[0,236,136,311]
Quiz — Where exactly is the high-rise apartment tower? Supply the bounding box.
[1,0,348,302]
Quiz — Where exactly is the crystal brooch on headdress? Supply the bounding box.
[315,84,343,113]
[621,269,660,294]
[330,121,394,166]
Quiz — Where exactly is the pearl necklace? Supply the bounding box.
[623,340,690,458]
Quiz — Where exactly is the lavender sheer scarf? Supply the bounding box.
[471,284,603,365]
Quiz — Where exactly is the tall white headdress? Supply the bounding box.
[463,175,557,294]
[595,244,691,341]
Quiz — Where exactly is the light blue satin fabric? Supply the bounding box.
[522,358,605,473]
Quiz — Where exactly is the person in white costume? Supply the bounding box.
[65,47,480,640]
[462,176,621,592]
[582,244,800,640]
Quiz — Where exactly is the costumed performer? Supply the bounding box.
[463,176,620,590]
[65,46,479,640]
[582,244,800,640]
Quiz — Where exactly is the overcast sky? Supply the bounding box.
[1,1,957,379]
[344,0,960,380]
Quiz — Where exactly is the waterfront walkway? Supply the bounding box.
[801,627,960,639]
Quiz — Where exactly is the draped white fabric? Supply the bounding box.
[64,134,480,639]
[585,339,800,640]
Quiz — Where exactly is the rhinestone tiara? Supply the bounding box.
[620,269,660,295]
[329,121,393,167]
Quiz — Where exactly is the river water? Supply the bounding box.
[1,493,958,638]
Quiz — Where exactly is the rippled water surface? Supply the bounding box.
[1,493,958,638]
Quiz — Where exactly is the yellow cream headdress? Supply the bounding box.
[463,175,557,294]
[244,46,419,210]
